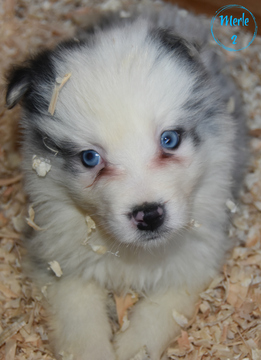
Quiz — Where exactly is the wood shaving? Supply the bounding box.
[43,137,59,156]
[0,230,21,240]
[199,301,211,315]
[89,244,108,254]
[177,331,193,352]
[48,73,72,115]
[0,282,18,299]
[0,314,28,347]
[226,199,238,213]
[41,285,49,299]
[120,314,130,332]
[32,155,52,177]
[12,211,27,233]
[84,217,107,255]
[189,219,202,228]
[83,215,96,244]
[26,204,44,231]
[85,215,96,235]
[0,174,23,187]
[114,292,139,329]
[48,261,63,277]
[5,338,16,360]
[168,331,194,357]
[172,309,189,328]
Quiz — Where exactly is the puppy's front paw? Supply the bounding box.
[49,280,116,360]
[123,345,151,360]
[114,328,162,360]
[57,340,116,360]
[113,290,190,360]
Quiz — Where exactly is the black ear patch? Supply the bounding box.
[6,50,56,113]
[151,28,200,63]
[6,67,31,109]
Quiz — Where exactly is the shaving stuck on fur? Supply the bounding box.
[1,1,259,360]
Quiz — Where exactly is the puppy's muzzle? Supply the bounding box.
[131,203,165,231]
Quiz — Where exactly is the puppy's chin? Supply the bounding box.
[107,213,189,249]
[110,227,181,250]
[133,230,176,249]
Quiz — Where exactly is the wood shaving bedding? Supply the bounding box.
[83,215,108,253]
[0,315,28,348]
[89,244,108,255]
[226,199,238,213]
[172,310,189,328]
[32,155,52,177]
[85,215,96,236]
[0,1,260,360]
[83,215,113,254]
[0,174,23,187]
[48,261,63,278]
[114,292,139,329]
[48,73,72,116]
[26,205,44,231]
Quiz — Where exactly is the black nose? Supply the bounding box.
[131,202,165,231]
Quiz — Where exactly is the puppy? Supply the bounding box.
[6,6,248,360]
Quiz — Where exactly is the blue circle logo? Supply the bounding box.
[211,5,258,51]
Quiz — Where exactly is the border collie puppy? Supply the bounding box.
[6,6,247,360]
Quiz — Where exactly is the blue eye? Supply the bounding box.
[81,150,101,168]
[160,130,181,150]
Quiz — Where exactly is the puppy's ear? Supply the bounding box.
[6,50,56,112]
[152,28,200,60]
[6,66,31,109]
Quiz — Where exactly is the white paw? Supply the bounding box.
[129,346,151,360]
[114,328,162,360]
[57,340,116,360]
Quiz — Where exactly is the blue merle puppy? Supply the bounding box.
[6,5,247,360]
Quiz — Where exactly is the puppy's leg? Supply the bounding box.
[47,278,115,360]
[114,287,200,360]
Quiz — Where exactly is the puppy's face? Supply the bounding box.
[6,22,225,248]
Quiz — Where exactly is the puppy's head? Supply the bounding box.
[6,20,233,248]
